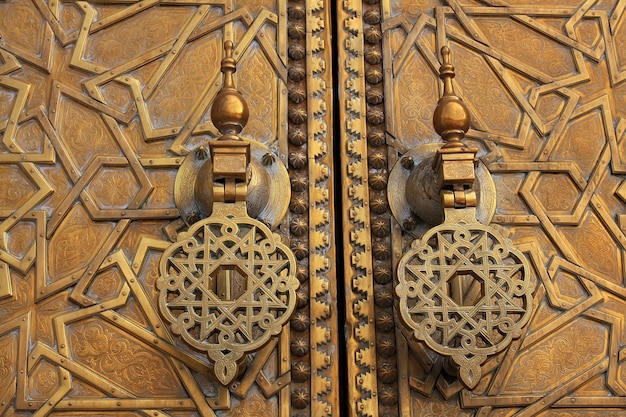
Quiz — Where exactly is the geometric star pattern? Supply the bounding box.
[157,214,298,385]
[397,222,534,389]
[361,1,626,415]
[0,1,338,416]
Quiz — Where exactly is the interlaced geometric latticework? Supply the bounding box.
[157,215,298,385]
[396,222,534,387]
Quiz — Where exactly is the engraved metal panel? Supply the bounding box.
[338,1,626,416]
[0,1,337,416]
[3,0,626,416]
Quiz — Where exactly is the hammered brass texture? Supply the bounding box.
[0,1,337,416]
[338,1,626,417]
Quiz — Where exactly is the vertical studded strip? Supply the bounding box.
[340,0,379,415]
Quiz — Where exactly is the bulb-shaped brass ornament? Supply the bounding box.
[432,46,471,148]
[210,40,249,137]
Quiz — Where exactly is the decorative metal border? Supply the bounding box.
[337,0,380,415]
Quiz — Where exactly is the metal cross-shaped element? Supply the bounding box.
[395,47,534,389]
[158,41,297,386]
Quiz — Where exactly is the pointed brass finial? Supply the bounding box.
[210,41,249,137]
[432,46,471,148]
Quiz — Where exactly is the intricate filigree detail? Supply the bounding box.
[157,215,298,385]
[396,222,534,388]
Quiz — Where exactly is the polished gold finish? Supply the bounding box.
[388,143,496,235]
[2,0,626,416]
[209,140,250,203]
[210,41,250,137]
[175,139,291,228]
[432,46,471,149]
[157,204,299,385]
[160,41,299,387]
[431,46,478,217]
[174,41,291,228]
[396,222,534,388]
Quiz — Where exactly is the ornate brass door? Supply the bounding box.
[1,1,626,417]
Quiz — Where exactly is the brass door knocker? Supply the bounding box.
[156,41,298,386]
[391,47,535,388]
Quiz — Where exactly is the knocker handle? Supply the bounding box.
[159,41,298,387]
[393,47,535,389]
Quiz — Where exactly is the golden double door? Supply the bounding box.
[1,1,626,416]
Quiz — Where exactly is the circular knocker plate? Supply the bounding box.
[157,214,298,385]
[396,222,534,388]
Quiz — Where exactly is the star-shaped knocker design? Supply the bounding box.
[157,215,298,385]
[396,223,534,388]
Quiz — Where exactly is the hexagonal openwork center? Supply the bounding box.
[207,264,248,302]
[447,270,485,307]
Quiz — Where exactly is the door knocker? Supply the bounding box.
[391,47,535,388]
[156,41,299,386]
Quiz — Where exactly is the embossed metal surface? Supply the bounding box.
[338,1,626,417]
[397,222,534,388]
[174,138,291,228]
[395,44,535,391]
[0,1,336,416]
[158,205,298,385]
[387,142,496,235]
[2,0,626,416]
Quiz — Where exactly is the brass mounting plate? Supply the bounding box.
[388,143,496,236]
[175,139,290,229]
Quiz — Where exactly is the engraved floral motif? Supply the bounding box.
[453,46,520,137]
[0,1,42,54]
[396,52,438,149]
[86,8,194,67]
[36,293,78,347]
[390,0,440,19]
[89,168,139,209]
[534,174,580,213]
[6,222,34,258]
[0,336,16,386]
[0,88,16,122]
[238,47,276,144]
[145,169,176,208]
[505,319,606,392]
[226,390,276,417]
[87,269,121,301]
[413,393,473,417]
[29,362,59,398]
[49,206,111,278]
[473,18,575,78]
[560,212,621,280]
[0,166,34,210]
[59,101,119,171]
[69,321,179,395]
[554,111,605,179]
[15,119,45,152]
[147,34,220,129]
[0,275,30,318]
